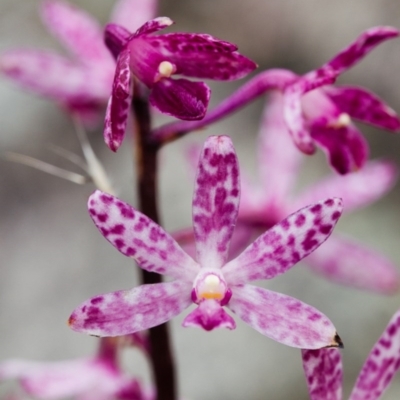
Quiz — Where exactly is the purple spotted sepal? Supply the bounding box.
[349,308,400,400]
[70,136,343,349]
[103,18,257,151]
[302,308,400,400]
[283,26,400,174]
[301,348,343,400]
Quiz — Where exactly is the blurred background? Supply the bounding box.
[1,0,400,399]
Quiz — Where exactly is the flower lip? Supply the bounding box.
[192,270,232,305]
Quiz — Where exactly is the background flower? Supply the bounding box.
[0,0,156,125]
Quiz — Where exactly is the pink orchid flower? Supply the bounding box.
[283,26,400,174]
[152,26,400,174]
[238,92,400,294]
[0,0,156,124]
[103,19,257,151]
[302,308,400,400]
[0,338,151,400]
[69,135,344,349]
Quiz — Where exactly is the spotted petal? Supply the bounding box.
[40,0,113,68]
[223,198,343,285]
[192,136,240,268]
[149,78,210,121]
[310,120,369,174]
[305,235,400,294]
[111,0,158,33]
[88,190,199,280]
[349,309,400,400]
[324,86,400,131]
[142,33,257,80]
[323,26,400,76]
[228,285,342,349]
[283,72,336,154]
[104,24,132,59]
[104,48,132,152]
[294,160,397,213]
[69,280,192,336]
[301,348,343,400]
[0,50,107,103]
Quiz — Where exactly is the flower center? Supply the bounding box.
[154,61,176,82]
[199,274,225,300]
[192,271,232,305]
[329,113,351,128]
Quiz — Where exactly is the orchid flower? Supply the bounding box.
[103,20,257,151]
[0,338,151,400]
[69,135,343,349]
[0,0,156,124]
[152,26,400,174]
[301,308,400,400]
[283,26,400,174]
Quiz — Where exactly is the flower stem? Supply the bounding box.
[132,81,177,400]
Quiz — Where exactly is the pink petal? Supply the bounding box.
[223,198,343,285]
[236,168,268,224]
[104,24,132,59]
[104,48,132,152]
[324,85,400,131]
[172,223,253,262]
[0,50,108,103]
[256,91,302,203]
[228,285,342,349]
[301,349,343,400]
[69,280,192,336]
[40,0,113,68]
[324,26,400,76]
[111,0,158,33]
[310,121,369,174]
[227,222,255,260]
[192,136,240,268]
[88,190,199,280]
[171,227,196,259]
[0,358,123,399]
[149,78,210,121]
[349,309,400,400]
[182,299,236,331]
[294,160,398,213]
[305,235,400,294]
[134,17,174,37]
[283,72,336,155]
[142,33,257,80]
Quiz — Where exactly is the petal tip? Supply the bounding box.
[156,16,174,27]
[325,332,344,349]
[68,313,77,329]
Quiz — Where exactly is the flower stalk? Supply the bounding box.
[132,79,176,400]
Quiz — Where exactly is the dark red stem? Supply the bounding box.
[132,81,177,400]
